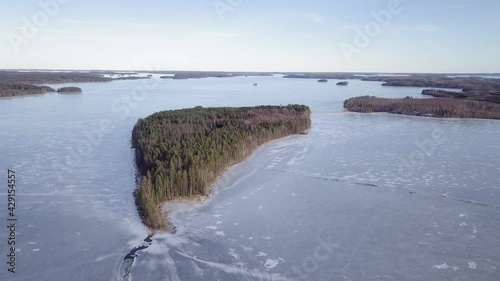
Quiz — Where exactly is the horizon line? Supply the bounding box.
[1,68,499,75]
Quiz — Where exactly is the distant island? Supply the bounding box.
[363,76,500,104]
[57,87,83,93]
[422,89,500,104]
[169,71,272,80]
[336,81,349,86]
[112,76,151,81]
[317,79,328,83]
[344,96,500,120]
[283,73,500,102]
[0,71,109,97]
[132,105,311,230]
[0,83,54,97]
[283,73,356,80]
[0,71,151,97]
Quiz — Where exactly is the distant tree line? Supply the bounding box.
[344,96,500,119]
[0,71,108,97]
[57,87,83,93]
[0,71,111,84]
[0,84,84,97]
[0,83,54,97]
[132,105,311,230]
[422,89,500,104]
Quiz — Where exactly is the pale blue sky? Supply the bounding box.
[1,0,499,73]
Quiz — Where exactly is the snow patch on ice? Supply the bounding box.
[468,261,477,269]
[265,259,279,269]
[433,262,449,270]
[228,250,239,259]
[242,246,253,252]
[175,250,291,281]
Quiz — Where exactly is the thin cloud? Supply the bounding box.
[197,31,241,37]
[59,19,159,29]
[451,4,474,9]
[390,24,441,32]
[335,23,440,32]
[304,13,325,24]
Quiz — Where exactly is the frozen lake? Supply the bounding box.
[0,76,499,281]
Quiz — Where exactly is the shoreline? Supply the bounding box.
[343,109,500,122]
[159,133,305,234]
[0,92,51,99]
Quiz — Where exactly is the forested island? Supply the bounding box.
[344,96,500,120]
[132,105,311,230]
[57,87,83,93]
[337,81,349,86]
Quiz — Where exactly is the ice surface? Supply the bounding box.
[1,76,499,281]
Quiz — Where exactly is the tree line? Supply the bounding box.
[344,96,500,119]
